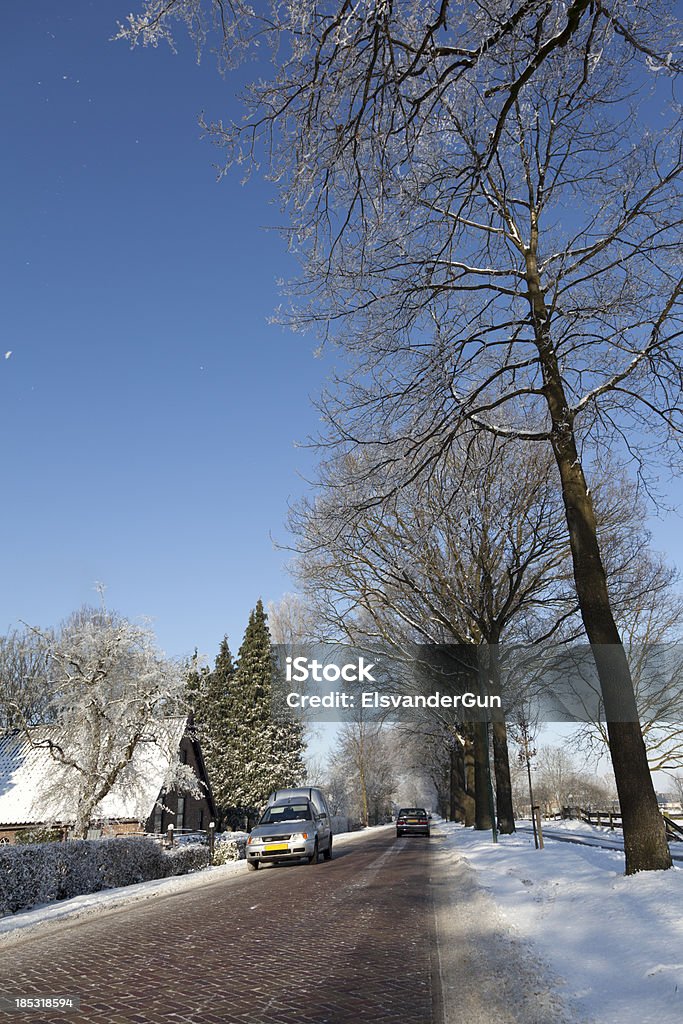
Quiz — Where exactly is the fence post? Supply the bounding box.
[209,821,215,865]
[609,812,614,830]
[167,824,174,848]
[533,805,544,850]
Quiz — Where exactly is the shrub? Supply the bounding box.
[0,844,55,914]
[96,838,167,888]
[212,834,247,864]
[163,843,210,875]
[0,836,210,917]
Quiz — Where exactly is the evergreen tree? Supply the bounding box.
[185,639,236,828]
[185,648,210,723]
[218,600,306,827]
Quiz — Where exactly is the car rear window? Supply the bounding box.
[398,808,427,816]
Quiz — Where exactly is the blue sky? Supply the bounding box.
[1,1,333,662]
[2,1,682,671]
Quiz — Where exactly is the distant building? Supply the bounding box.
[0,717,216,843]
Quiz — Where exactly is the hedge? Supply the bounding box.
[0,837,210,917]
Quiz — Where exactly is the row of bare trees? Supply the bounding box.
[122,0,683,871]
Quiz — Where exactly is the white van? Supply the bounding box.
[245,787,333,869]
[268,788,333,857]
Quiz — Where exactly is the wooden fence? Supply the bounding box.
[553,807,683,841]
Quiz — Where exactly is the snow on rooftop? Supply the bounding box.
[0,717,188,826]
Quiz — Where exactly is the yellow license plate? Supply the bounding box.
[408,819,418,823]
[264,843,289,851]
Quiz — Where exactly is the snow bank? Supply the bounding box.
[441,822,683,1024]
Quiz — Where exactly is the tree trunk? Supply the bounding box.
[463,729,476,827]
[473,720,493,830]
[492,716,515,834]
[526,250,671,873]
[358,760,369,827]
[449,739,467,823]
[484,643,515,834]
[550,396,670,872]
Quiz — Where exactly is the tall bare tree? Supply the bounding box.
[332,716,396,826]
[289,433,579,833]
[121,2,681,871]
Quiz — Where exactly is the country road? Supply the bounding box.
[0,829,436,1024]
[0,828,580,1024]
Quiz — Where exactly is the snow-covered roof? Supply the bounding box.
[0,718,188,826]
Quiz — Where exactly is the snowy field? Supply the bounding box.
[441,821,683,1024]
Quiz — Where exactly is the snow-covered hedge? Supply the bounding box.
[212,832,247,864]
[163,842,210,875]
[0,837,210,916]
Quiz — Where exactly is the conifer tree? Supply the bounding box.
[219,600,305,827]
[185,638,235,828]
[185,648,209,724]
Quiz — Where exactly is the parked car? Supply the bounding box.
[396,807,430,838]
[246,794,333,870]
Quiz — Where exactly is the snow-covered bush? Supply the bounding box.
[0,836,209,916]
[331,815,353,834]
[54,841,102,902]
[163,842,209,875]
[96,838,167,888]
[212,833,247,864]
[0,843,56,914]
[173,831,208,847]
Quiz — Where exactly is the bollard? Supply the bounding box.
[533,805,544,850]
[167,823,174,848]
[209,821,215,865]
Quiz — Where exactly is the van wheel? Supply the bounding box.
[307,841,319,864]
[323,836,332,861]
[247,860,259,870]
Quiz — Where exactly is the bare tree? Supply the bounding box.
[390,721,454,818]
[533,745,615,815]
[332,716,396,826]
[267,593,320,646]
[573,548,683,772]
[121,1,681,871]
[288,434,577,833]
[0,627,51,732]
[668,774,683,810]
[118,2,678,183]
[19,605,190,839]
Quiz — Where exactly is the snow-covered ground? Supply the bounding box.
[5,819,680,1024]
[440,821,683,1024]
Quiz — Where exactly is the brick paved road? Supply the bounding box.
[0,830,438,1024]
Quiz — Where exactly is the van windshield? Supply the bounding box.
[260,803,312,824]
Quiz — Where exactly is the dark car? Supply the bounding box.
[396,807,430,837]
